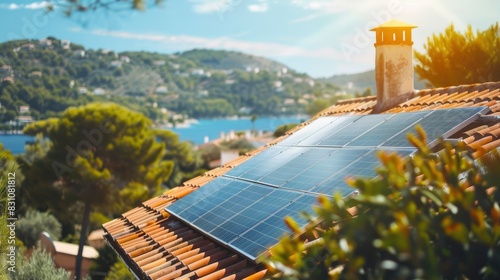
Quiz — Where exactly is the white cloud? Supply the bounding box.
[248,2,268,13]
[189,0,237,14]
[74,28,345,60]
[1,1,50,10]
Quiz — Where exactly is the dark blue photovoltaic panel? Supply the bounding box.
[167,108,484,261]
[383,107,484,147]
[257,148,331,186]
[235,147,310,182]
[230,194,318,259]
[310,149,415,195]
[224,146,289,177]
[297,116,361,146]
[318,114,391,146]
[347,111,429,147]
[278,117,337,146]
[280,148,370,191]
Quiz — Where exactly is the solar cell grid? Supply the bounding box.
[277,117,337,145]
[383,107,484,147]
[348,111,429,147]
[166,107,486,261]
[236,146,310,181]
[297,115,361,146]
[257,148,331,186]
[310,149,415,195]
[224,146,288,177]
[317,114,390,146]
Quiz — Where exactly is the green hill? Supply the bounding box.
[0,38,341,125]
[179,49,289,71]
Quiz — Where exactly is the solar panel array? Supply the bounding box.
[167,107,486,260]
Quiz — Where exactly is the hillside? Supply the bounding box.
[178,49,288,71]
[320,70,428,93]
[0,38,344,127]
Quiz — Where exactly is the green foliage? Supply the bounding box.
[12,248,70,280]
[273,123,298,138]
[104,261,134,280]
[220,138,255,155]
[415,22,500,87]
[267,127,500,279]
[89,246,118,280]
[16,210,62,248]
[20,103,174,279]
[156,130,205,189]
[21,103,173,216]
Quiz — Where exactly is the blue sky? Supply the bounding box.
[0,0,498,77]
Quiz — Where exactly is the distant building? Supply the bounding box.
[153,60,166,66]
[61,40,71,49]
[40,232,98,279]
[88,229,105,249]
[78,87,88,94]
[155,86,168,94]
[0,77,14,84]
[39,39,52,48]
[20,43,35,51]
[73,50,85,58]
[120,56,130,63]
[19,105,30,114]
[191,69,205,76]
[93,88,106,95]
[29,71,42,78]
[0,65,13,78]
[109,60,122,68]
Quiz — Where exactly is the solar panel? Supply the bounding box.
[257,148,331,186]
[277,117,337,146]
[347,111,429,147]
[166,107,486,262]
[317,114,391,146]
[224,146,289,177]
[297,116,361,146]
[279,148,370,191]
[229,194,318,259]
[310,149,415,195]
[383,107,485,147]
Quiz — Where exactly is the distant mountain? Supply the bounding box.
[320,70,428,93]
[178,49,288,72]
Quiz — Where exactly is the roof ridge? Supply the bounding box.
[417,81,500,95]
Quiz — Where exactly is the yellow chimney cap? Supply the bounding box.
[370,19,417,31]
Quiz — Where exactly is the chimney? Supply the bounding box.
[370,20,417,112]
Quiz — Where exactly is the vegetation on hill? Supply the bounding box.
[267,128,500,279]
[0,38,343,126]
[320,69,427,93]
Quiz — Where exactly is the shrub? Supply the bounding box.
[12,248,70,280]
[16,210,62,248]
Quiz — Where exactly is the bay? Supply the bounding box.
[0,116,306,154]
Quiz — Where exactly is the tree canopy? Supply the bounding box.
[415,22,500,87]
[21,103,173,279]
[267,127,500,279]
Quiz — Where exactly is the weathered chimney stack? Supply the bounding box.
[370,20,417,112]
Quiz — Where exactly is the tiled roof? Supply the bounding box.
[103,81,500,279]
